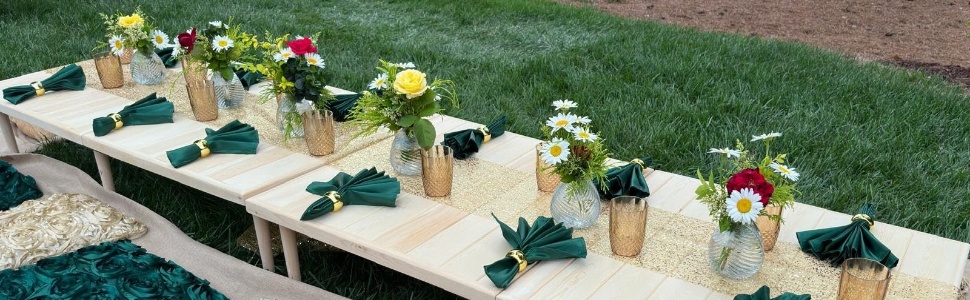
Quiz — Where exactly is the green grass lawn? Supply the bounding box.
[4,0,970,298]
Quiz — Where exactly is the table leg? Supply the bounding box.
[280,226,301,281]
[252,215,276,272]
[0,114,19,153]
[92,151,115,191]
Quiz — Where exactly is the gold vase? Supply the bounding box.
[181,57,207,85]
[421,145,454,197]
[120,48,133,64]
[185,80,219,122]
[609,196,648,257]
[838,258,891,300]
[755,204,783,251]
[302,110,335,156]
[535,143,561,192]
[93,52,124,89]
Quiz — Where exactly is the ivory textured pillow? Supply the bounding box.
[0,193,147,270]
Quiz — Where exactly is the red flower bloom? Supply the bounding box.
[177,28,197,54]
[726,168,774,205]
[287,37,317,55]
[571,145,591,161]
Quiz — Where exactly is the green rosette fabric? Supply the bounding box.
[735,285,811,300]
[3,64,86,104]
[155,47,178,68]
[165,120,259,168]
[328,93,363,122]
[301,167,401,220]
[441,116,507,160]
[0,160,42,211]
[233,66,265,90]
[0,240,227,299]
[796,204,899,268]
[92,93,174,136]
[484,214,587,288]
[596,156,651,199]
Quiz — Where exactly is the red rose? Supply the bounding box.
[571,145,592,161]
[726,168,774,205]
[177,28,197,54]
[287,37,317,55]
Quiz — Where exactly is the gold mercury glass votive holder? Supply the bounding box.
[838,258,891,300]
[93,52,124,89]
[755,204,783,252]
[535,143,561,192]
[120,48,133,64]
[185,80,219,122]
[421,145,454,197]
[609,196,648,257]
[302,109,335,156]
[181,57,207,85]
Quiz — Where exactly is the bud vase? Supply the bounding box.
[390,129,422,176]
[707,223,765,279]
[755,204,783,251]
[181,57,207,84]
[212,73,245,109]
[130,50,166,85]
[302,110,334,156]
[275,98,305,138]
[549,181,601,228]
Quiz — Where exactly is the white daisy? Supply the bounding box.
[575,115,591,124]
[545,113,577,133]
[708,147,741,158]
[108,35,125,56]
[211,35,233,52]
[368,73,389,90]
[726,188,764,225]
[770,162,800,181]
[295,99,315,114]
[540,138,571,165]
[392,62,415,69]
[273,48,294,62]
[751,132,782,142]
[170,45,182,58]
[573,127,598,142]
[304,53,325,68]
[552,99,578,110]
[209,20,224,28]
[150,30,169,49]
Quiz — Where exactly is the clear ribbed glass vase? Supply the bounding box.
[390,129,422,176]
[707,223,765,279]
[549,181,601,228]
[212,73,245,109]
[130,50,165,85]
[275,98,305,138]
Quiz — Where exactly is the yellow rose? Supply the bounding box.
[117,14,144,28]
[393,69,429,99]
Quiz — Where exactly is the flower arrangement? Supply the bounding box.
[184,20,257,81]
[100,9,168,55]
[538,100,610,192]
[349,60,458,149]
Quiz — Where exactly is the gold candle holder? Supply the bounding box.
[185,80,218,122]
[838,258,891,300]
[535,143,561,192]
[755,204,783,251]
[421,145,454,197]
[181,57,207,85]
[302,110,335,156]
[93,52,124,89]
[609,196,648,257]
[120,48,133,64]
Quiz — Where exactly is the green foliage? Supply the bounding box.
[99,8,157,54]
[538,102,610,191]
[189,19,258,81]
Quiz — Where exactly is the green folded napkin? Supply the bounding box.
[92,93,174,136]
[328,93,363,122]
[165,120,259,168]
[796,204,899,268]
[0,160,42,211]
[155,47,178,68]
[301,167,401,220]
[735,286,810,300]
[484,214,587,288]
[596,156,651,199]
[3,64,86,104]
[441,116,507,160]
[233,66,264,90]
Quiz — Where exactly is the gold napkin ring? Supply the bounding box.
[851,214,874,229]
[108,113,123,130]
[631,158,646,169]
[194,139,210,158]
[506,249,527,273]
[325,191,343,212]
[31,82,45,96]
[478,126,492,143]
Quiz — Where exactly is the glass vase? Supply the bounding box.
[302,109,334,156]
[93,52,124,89]
[707,223,765,279]
[212,72,245,109]
[549,181,601,228]
[181,57,207,85]
[390,129,422,176]
[130,50,166,85]
[276,98,305,138]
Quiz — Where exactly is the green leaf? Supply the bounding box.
[397,115,419,127]
[413,119,435,150]
[718,216,732,232]
[219,68,233,81]
[411,90,436,108]
[417,102,439,118]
